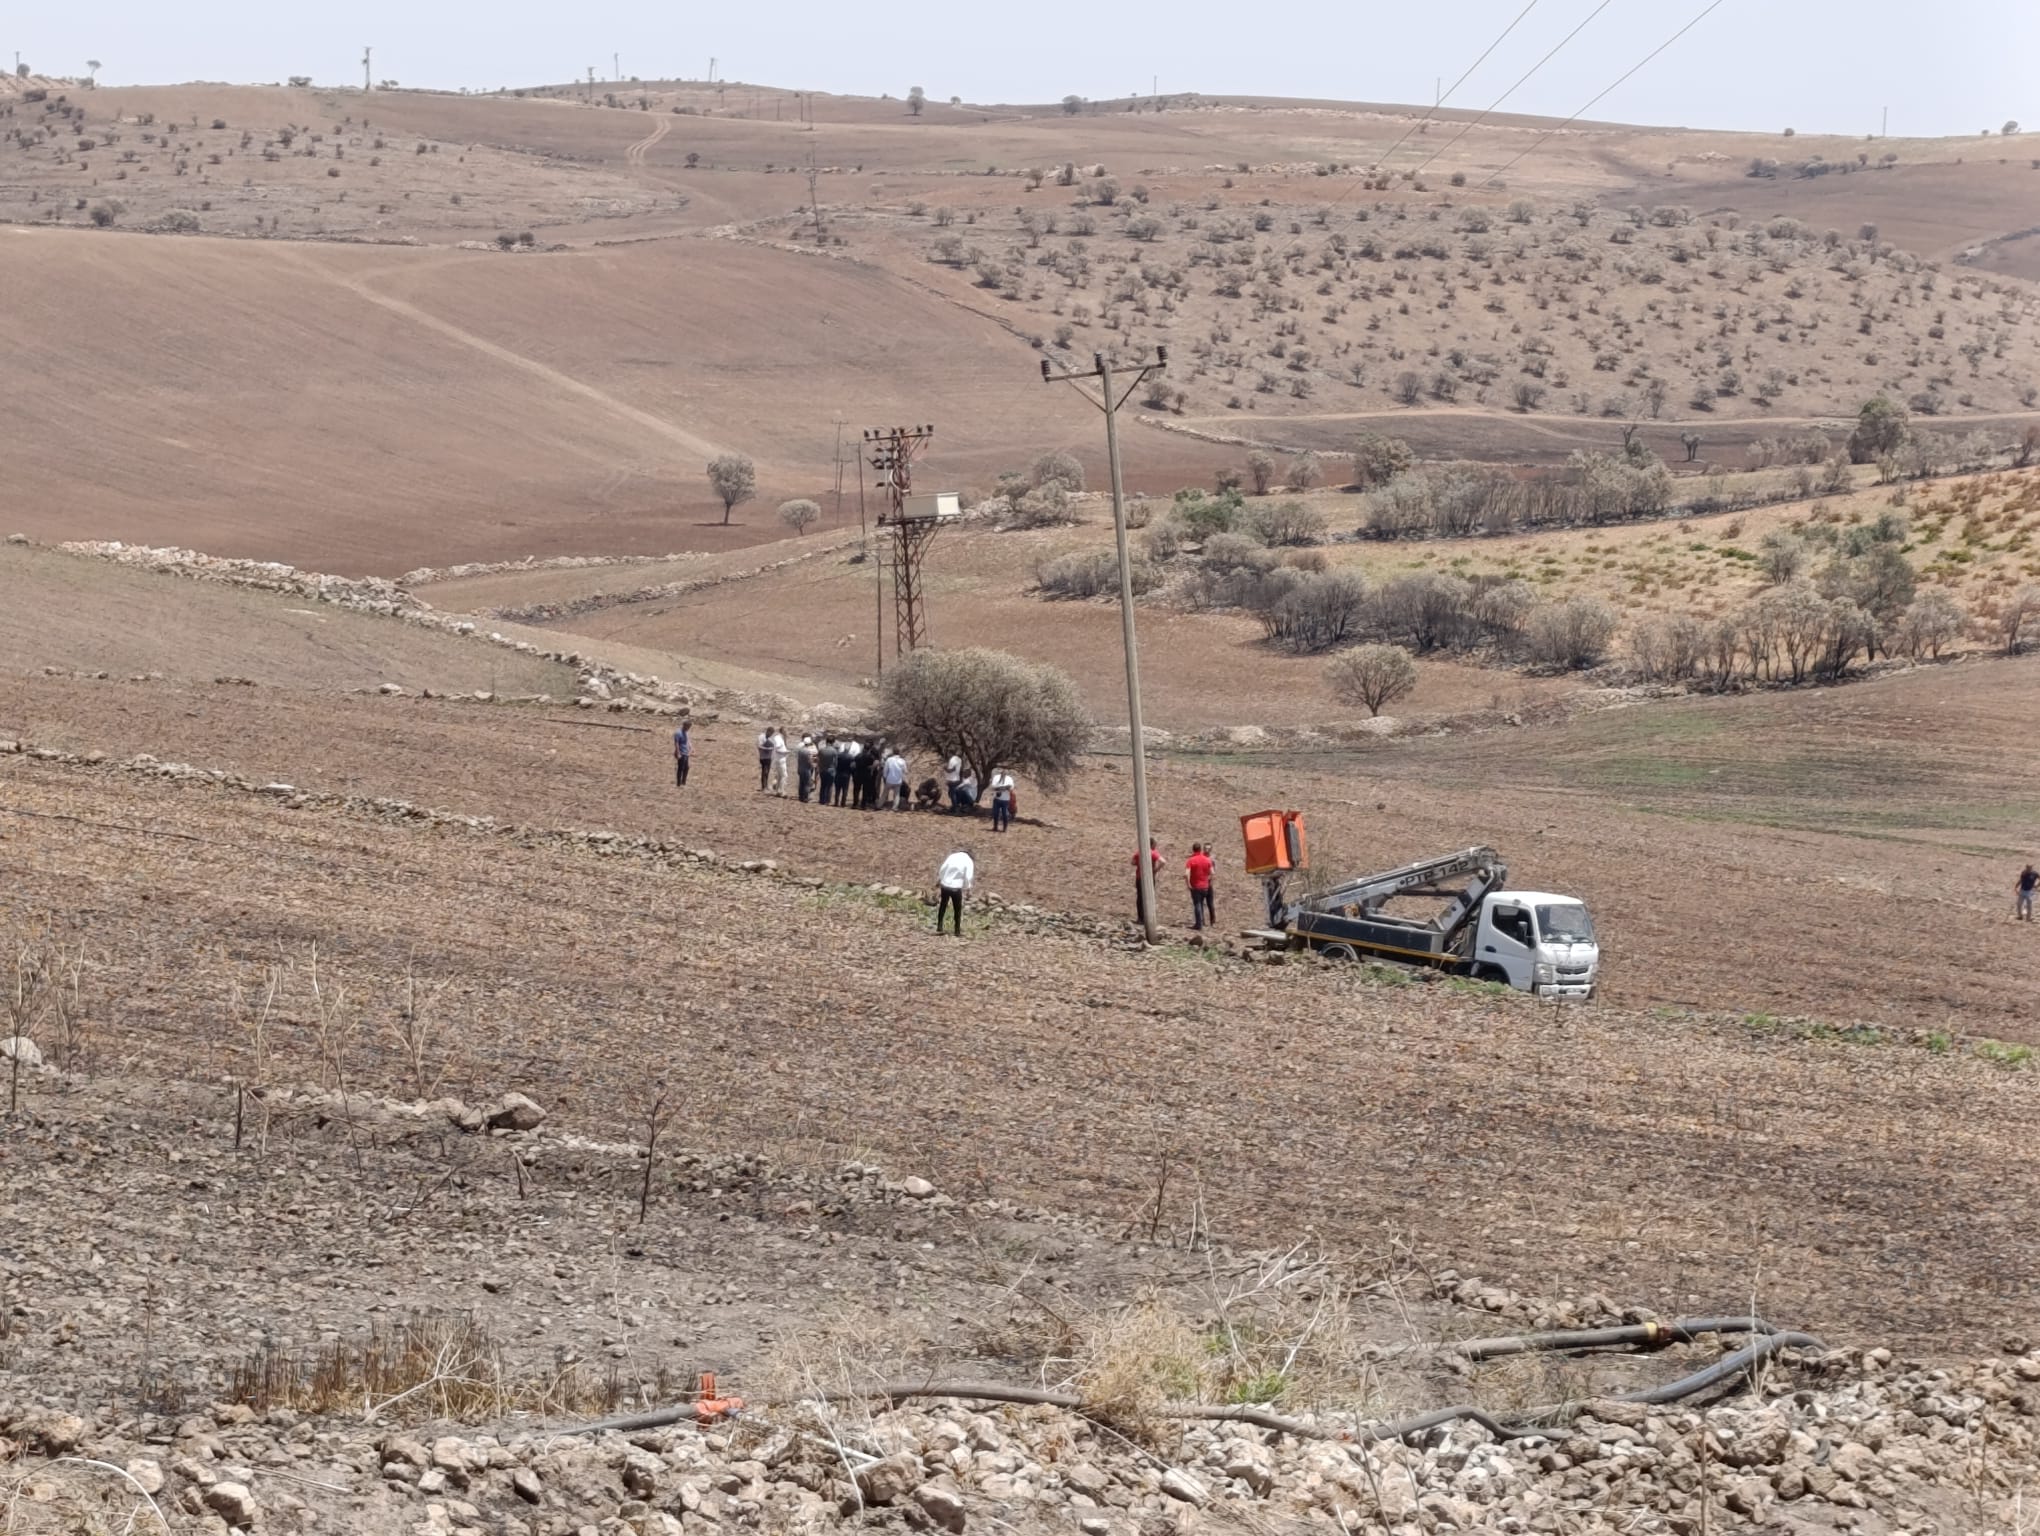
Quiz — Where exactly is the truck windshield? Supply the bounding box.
[1535,903,1596,944]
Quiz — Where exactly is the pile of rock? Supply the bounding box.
[5,1344,2037,1534]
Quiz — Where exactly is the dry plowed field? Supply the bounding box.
[0,228,1169,572]
[2,750,2034,1358]
[6,651,2038,1037]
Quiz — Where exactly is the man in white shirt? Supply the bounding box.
[944,753,963,811]
[882,747,909,811]
[989,770,1016,832]
[768,728,790,796]
[935,846,975,936]
[839,738,862,808]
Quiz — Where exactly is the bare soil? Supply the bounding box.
[2,746,2036,1361]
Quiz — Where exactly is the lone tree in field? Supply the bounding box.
[907,87,926,117]
[778,498,820,535]
[1847,396,1910,464]
[1245,450,1277,496]
[1326,644,1418,716]
[1030,449,1085,495]
[705,454,756,525]
[878,647,1090,793]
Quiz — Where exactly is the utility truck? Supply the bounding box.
[1239,810,1599,997]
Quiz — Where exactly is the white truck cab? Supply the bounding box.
[1473,891,1600,997]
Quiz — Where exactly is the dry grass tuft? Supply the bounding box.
[755,1308,929,1407]
[1073,1290,1205,1438]
[226,1312,627,1423]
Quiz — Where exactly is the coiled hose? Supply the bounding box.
[568,1315,1822,1444]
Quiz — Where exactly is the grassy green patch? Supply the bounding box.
[1975,1039,2034,1069]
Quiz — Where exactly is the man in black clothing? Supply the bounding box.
[817,735,839,807]
[2020,863,2038,922]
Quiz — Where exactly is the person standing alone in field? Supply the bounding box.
[757,727,774,792]
[2020,863,2038,921]
[989,768,1016,832]
[672,719,691,787]
[1185,842,1216,931]
[935,845,975,936]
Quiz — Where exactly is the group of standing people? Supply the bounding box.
[1131,837,1219,931]
[671,720,1019,828]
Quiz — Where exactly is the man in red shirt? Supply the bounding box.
[1131,837,1165,926]
[1185,843,1216,931]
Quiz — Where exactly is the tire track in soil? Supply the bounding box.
[625,114,672,168]
[286,247,729,465]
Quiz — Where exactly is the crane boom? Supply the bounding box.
[1300,846,1505,915]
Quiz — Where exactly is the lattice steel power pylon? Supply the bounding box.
[864,424,940,655]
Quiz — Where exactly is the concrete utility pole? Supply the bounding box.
[1041,347,1168,943]
[614,52,620,82]
[362,47,372,92]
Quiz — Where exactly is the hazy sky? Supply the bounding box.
[12,0,2037,139]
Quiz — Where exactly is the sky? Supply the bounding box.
[10,0,2037,140]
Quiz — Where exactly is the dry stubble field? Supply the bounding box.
[2,749,2037,1362]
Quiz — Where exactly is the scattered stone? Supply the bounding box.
[1159,1468,1208,1504]
[1,1036,44,1071]
[487,1092,546,1131]
[203,1481,258,1528]
[913,1483,968,1532]
[899,1176,937,1200]
[125,1459,165,1496]
[16,1411,84,1456]
[854,1453,924,1506]
[510,1468,542,1504]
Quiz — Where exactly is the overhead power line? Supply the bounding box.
[1410,0,1620,177]
[1480,0,1732,186]
[1376,0,1545,166]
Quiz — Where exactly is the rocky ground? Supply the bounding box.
[4,1065,2038,1536]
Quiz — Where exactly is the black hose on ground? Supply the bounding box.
[565,1319,1824,1444]
[1450,1315,1786,1362]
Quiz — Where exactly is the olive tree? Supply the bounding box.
[778,497,820,535]
[1245,449,1277,496]
[907,86,926,116]
[705,454,756,524]
[1030,449,1085,494]
[1350,432,1412,488]
[1326,644,1418,716]
[1847,395,1910,464]
[877,647,1090,792]
[1524,596,1620,670]
[1895,590,1963,659]
[2004,585,2040,655]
